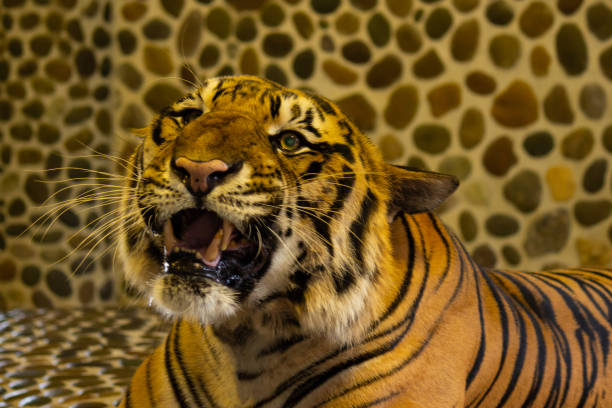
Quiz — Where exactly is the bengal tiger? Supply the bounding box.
[117,75,612,407]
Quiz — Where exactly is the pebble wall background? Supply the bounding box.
[1,0,611,309]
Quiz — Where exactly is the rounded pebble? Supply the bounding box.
[486,0,513,26]
[236,16,257,42]
[378,134,404,161]
[427,82,461,117]
[459,210,477,241]
[459,108,484,149]
[311,0,340,14]
[600,46,612,81]
[574,200,611,227]
[336,94,376,132]
[519,1,554,38]
[491,80,538,128]
[384,85,418,129]
[587,3,612,41]
[206,8,232,39]
[413,49,444,79]
[583,159,607,193]
[293,12,314,40]
[366,55,402,88]
[451,19,479,62]
[142,18,171,40]
[482,136,517,176]
[543,85,574,125]
[556,23,588,76]
[322,59,357,85]
[503,170,541,213]
[472,245,496,268]
[486,214,519,237]
[438,156,471,180]
[489,34,520,68]
[335,12,359,35]
[425,7,453,39]
[263,33,293,57]
[342,40,371,64]
[413,125,451,154]
[546,166,576,201]
[523,131,554,157]
[523,209,570,257]
[501,245,521,266]
[46,269,72,297]
[465,71,496,95]
[579,84,606,119]
[367,13,391,47]
[386,0,412,17]
[241,47,259,75]
[561,127,594,159]
[396,23,421,55]
[143,45,173,75]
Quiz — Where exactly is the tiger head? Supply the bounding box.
[120,76,457,343]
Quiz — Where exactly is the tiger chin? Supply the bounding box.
[118,76,612,408]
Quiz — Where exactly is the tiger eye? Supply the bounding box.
[280,132,300,150]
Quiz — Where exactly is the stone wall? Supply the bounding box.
[1,0,611,309]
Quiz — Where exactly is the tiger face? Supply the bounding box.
[120,76,457,342]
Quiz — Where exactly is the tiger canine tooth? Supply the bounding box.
[203,228,223,267]
[221,219,234,251]
[163,220,177,252]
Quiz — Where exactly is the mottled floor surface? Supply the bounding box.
[0,308,170,407]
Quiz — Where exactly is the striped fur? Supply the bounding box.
[118,76,611,407]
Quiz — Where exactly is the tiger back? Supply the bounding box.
[118,75,612,407]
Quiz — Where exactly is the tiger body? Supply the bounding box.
[118,76,612,407]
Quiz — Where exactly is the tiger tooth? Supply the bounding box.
[221,219,233,251]
[203,228,223,267]
[163,221,177,253]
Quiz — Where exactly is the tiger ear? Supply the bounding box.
[130,127,149,139]
[386,164,459,218]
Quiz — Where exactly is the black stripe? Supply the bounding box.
[497,271,548,407]
[146,242,163,263]
[287,269,312,304]
[371,215,414,328]
[490,273,528,407]
[469,266,511,407]
[212,80,225,102]
[428,214,452,291]
[464,240,486,388]
[124,387,132,408]
[510,273,568,408]
[349,189,377,272]
[338,119,354,145]
[145,357,156,407]
[327,143,354,163]
[333,266,355,294]
[237,370,262,381]
[302,161,323,181]
[164,325,190,408]
[532,274,606,406]
[354,391,400,408]
[152,118,165,145]
[173,322,207,407]
[270,94,281,118]
[309,93,336,116]
[328,165,355,217]
[258,335,306,357]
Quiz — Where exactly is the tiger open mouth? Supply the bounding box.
[162,208,269,292]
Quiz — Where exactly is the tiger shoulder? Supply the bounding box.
[117,75,612,408]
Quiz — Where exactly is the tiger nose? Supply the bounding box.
[173,157,232,195]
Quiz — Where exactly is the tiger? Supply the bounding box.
[117,75,612,408]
